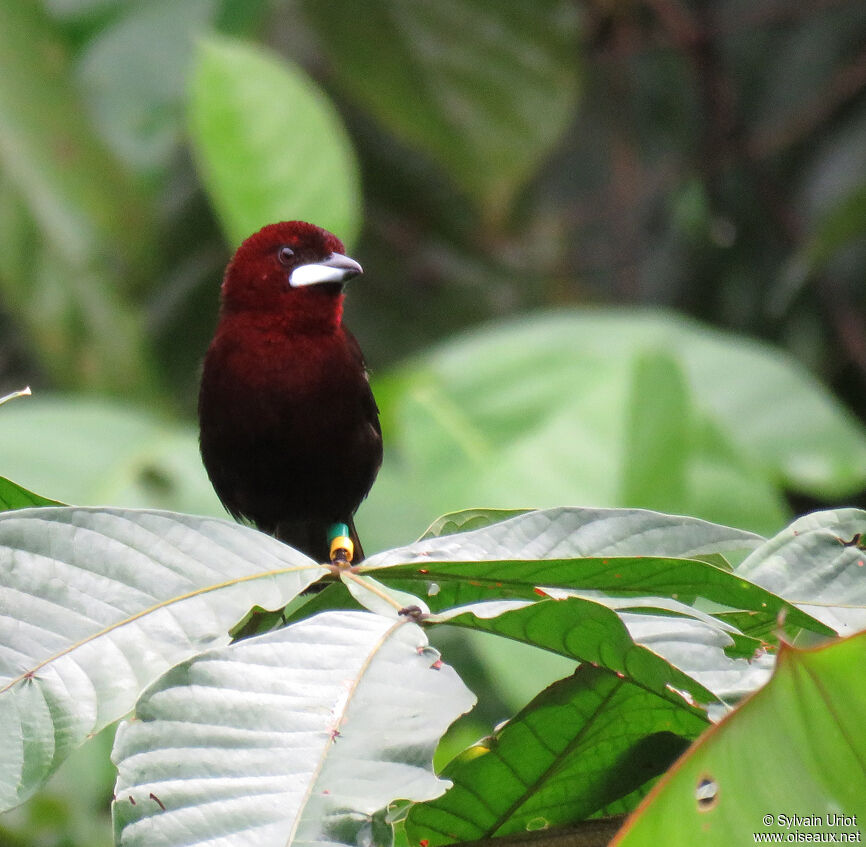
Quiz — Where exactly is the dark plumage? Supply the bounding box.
[198,221,382,561]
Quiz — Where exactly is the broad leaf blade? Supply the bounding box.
[189,35,361,246]
[407,665,708,845]
[736,508,866,634]
[112,611,476,847]
[0,476,63,511]
[370,555,832,637]
[0,397,220,518]
[419,508,532,540]
[0,507,325,810]
[366,507,764,568]
[613,631,866,845]
[365,311,866,548]
[303,0,579,218]
[435,598,718,707]
[622,351,691,512]
[617,612,774,704]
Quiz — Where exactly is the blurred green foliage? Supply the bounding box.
[1,0,865,845]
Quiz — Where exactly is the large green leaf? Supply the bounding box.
[736,508,866,635]
[0,1,151,265]
[0,476,62,511]
[434,598,718,707]
[0,507,325,811]
[77,0,218,173]
[303,0,579,218]
[374,554,830,633]
[189,35,362,247]
[0,3,159,397]
[613,631,866,845]
[621,351,691,513]
[368,507,765,567]
[361,508,826,637]
[365,310,866,549]
[112,611,475,847]
[0,397,220,518]
[407,665,707,845]
[615,611,775,704]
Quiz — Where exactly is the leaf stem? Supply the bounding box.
[0,386,31,406]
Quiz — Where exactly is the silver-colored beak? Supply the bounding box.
[289,252,363,288]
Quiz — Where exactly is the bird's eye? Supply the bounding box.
[277,246,295,266]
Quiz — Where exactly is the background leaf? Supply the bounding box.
[364,310,866,549]
[621,351,690,512]
[302,0,580,219]
[0,397,220,517]
[0,0,159,397]
[77,0,219,174]
[189,35,362,247]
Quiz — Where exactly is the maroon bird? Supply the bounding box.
[198,221,382,562]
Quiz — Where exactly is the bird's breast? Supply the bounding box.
[201,322,369,439]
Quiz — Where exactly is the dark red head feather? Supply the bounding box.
[219,221,361,332]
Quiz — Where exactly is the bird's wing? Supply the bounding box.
[343,327,382,438]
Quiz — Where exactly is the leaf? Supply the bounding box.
[0,476,63,511]
[514,591,774,701]
[420,508,533,540]
[77,0,218,173]
[189,35,362,247]
[374,554,831,637]
[112,611,476,847]
[0,507,325,811]
[616,612,775,704]
[0,2,159,397]
[736,508,866,635]
[621,351,690,512]
[612,631,866,845]
[364,509,815,642]
[362,508,818,637]
[434,598,717,707]
[364,310,866,549]
[0,0,151,266]
[407,665,708,845]
[341,571,429,619]
[303,0,580,219]
[367,507,764,568]
[0,396,221,518]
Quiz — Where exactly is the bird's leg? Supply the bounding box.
[327,522,355,566]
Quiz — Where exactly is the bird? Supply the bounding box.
[198,221,382,562]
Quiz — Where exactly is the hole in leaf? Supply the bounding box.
[696,775,719,811]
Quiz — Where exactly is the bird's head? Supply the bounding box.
[219,221,362,330]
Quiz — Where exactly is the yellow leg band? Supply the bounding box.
[330,535,354,564]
